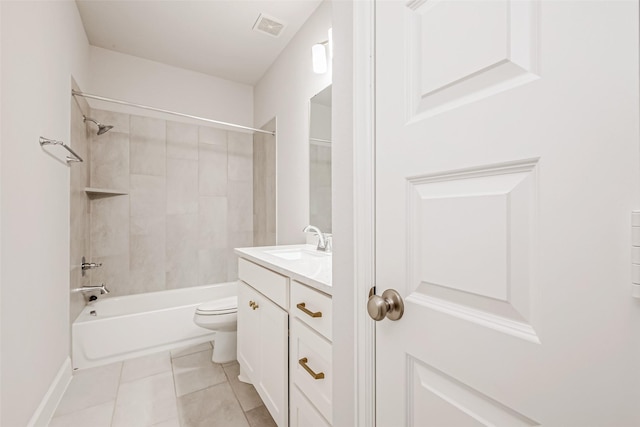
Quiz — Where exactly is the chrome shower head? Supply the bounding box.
[83,116,113,135]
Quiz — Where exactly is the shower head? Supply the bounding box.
[83,116,113,135]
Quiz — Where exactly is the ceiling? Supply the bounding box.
[75,0,323,86]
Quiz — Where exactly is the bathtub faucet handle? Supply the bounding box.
[98,283,110,295]
[81,262,102,270]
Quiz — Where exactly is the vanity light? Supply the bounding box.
[312,42,327,74]
[312,28,333,74]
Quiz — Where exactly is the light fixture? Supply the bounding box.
[312,28,333,74]
[312,42,327,74]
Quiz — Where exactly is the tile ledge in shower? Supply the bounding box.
[84,187,128,199]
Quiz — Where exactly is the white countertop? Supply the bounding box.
[234,244,332,296]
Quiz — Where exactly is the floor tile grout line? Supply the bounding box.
[220,365,254,427]
[109,361,124,427]
[170,351,181,427]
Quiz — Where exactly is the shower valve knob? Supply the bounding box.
[82,262,102,270]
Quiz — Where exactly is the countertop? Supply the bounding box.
[234,244,332,296]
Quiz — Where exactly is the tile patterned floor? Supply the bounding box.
[49,342,276,427]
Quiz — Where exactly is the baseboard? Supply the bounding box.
[27,357,72,427]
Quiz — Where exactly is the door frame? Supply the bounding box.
[353,1,376,426]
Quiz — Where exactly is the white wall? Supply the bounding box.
[254,1,332,244]
[0,1,90,425]
[88,46,253,129]
[331,1,356,425]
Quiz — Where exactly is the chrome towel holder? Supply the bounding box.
[39,136,83,163]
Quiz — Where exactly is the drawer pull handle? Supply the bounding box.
[299,357,325,380]
[297,302,322,318]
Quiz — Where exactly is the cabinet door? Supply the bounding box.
[256,294,288,427]
[237,281,260,382]
[291,384,331,427]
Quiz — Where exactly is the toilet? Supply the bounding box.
[193,296,238,363]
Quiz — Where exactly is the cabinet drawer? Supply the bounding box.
[238,258,288,309]
[291,281,332,341]
[291,384,331,427]
[291,319,332,423]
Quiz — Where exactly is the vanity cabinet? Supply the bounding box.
[290,281,332,425]
[235,247,333,427]
[237,261,289,427]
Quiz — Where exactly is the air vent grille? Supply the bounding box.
[252,13,285,38]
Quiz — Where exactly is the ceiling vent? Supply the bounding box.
[252,13,286,38]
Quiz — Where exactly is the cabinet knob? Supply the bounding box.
[252,303,259,310]
[249,300,255,308]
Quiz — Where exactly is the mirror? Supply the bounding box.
[309,85,332,233]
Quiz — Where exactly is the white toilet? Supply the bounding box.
[193,296,238,363]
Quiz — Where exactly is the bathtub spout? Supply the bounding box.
[72,284,110,295]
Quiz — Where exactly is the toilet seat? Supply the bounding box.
[196,296,237,315]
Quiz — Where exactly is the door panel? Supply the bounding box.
[406,0,539,120]
[408,357,538,427]
[375,0,640,425]
[406,159,537,339]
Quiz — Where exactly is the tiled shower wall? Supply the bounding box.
[86,109,254,297]
[69,82,92,323]
[253,118,277,247]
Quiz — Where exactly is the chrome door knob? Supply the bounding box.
[367,289,404,321]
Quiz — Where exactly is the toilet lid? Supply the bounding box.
[196,296,237,315]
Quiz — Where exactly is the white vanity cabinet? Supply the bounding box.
[237,260,289,427]
[235,246,333,427]
[290,280,333,426]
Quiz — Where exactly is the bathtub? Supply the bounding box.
[72,282,237,370]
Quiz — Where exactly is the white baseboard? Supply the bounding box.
[27,357,72,427]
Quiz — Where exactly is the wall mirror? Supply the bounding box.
[309,85,332,233]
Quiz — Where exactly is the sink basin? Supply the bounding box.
[265,247,330,261]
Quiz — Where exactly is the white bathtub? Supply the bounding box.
[72,282,237,370]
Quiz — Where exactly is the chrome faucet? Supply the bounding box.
[303,225,332,253]
[71,284,110,295]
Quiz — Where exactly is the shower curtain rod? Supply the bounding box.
[71,90,275,136]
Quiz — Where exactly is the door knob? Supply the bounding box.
[367,289,404,321]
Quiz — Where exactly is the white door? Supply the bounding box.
[373,0,640,425]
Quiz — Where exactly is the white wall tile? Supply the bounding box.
[130,115,166,176]
[130,216,166,293]
[199,196,227,250]
[130,174,166,219]
[85,115,258,297]
[198,142,227,197]
[167,158,199,215]
[198,126,227,146]
[198,248,228,285]
[227,180,253,232]
[167,121,198,160]
[90,111,130,190]
[166,214,198,289]
[227,131,253,182]
[91,196,130,258]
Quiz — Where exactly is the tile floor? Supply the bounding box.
[49,342,276,427]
